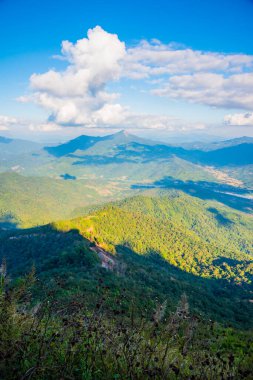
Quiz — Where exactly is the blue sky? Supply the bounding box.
[1,0,253,141]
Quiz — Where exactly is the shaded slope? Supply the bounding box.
[54,195,253,284]
[133,177,253,213]
[202,143,253,166]
[0,136,42,154]
[0,223,253,328]
[44,130,155,158]
[44,135,106,157]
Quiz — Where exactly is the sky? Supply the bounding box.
[0,0,253,142]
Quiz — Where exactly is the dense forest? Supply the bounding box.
[1,133,253,378]
[1,0,253,375]
[54,193,253,284]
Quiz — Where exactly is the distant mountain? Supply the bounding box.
[202,143,253,166]
[44,131,253,166]
[0,135,43,155]
[0,136,12,144]
[204,136,253,151]
[0,136,47,174]
[1,132,252,224]
[0,172,122,228]
[44,130,155,157]
[180,136,253,151]
[44,134,106,157]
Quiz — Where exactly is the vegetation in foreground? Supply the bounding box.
[1,192,253,378]
[0,266,253,380]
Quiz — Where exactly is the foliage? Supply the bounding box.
[54,194,253,285]
[1,238,252,330]
[0,173,129,228]
[0,268,253,380]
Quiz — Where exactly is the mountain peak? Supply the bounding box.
[118,129,129,136]
[112,129,131,138]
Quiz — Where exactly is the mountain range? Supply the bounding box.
[1,131,253,378]
[1,131,252,228]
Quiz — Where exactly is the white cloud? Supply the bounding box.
[126,40,253,111]
[0,115,17,131]
[114,113,207,132]
[0,115,63,134]
[28,122,62,132]
[92,103,127,125]
[28,26,126,126]
[22,26,253,130]
[125,40,253,78]
[0,125,9,131]
[152,72,253,110]
[224,112,253,126]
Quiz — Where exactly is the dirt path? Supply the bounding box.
[90,245,116,270]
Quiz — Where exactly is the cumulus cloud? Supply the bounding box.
[28,122,62,132]
[152,72,253,110]
[28,26,126,126]
[126,39,253,111]
[23,26,253,129]
[0,115,17,130]
[125,40,253,78]
[224,112,253,126]
[113,113,207,132]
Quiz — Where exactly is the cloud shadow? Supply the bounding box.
[132,176,253,213]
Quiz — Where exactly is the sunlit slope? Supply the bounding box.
[0,172,131,227]
[54,193,253,284]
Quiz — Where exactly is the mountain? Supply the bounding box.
[2,204,253,379]
[0,135,43,155]
[202,143,253,166]
[1,191,253,328]
[0,172,132,228]
[0,136,12,143]
[3,131,253,173]
[179,136,253,151]
[0,135,46,174]
[0,132,252,228]
[1,134,253,378]
[44,134,106,157]
[41,132,253,181]
[44,130,155,157]
[54,193,253,282]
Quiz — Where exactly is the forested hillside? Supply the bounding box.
[54,193,253,284]
[1,133,253,379]
[1,192,252,327]
[0,172,132,227]
[1,191,253,378]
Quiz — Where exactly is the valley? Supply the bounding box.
[2,5,253,377]
[1,131,252,228]
[1,131,253,379]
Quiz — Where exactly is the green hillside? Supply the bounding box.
[1,190,253,378]
[116,192,253,256]
[1,133,253,378]
[54,194,253,284]
[1,192,252,325]
[1,132,252,190]
[0,172,133,228]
